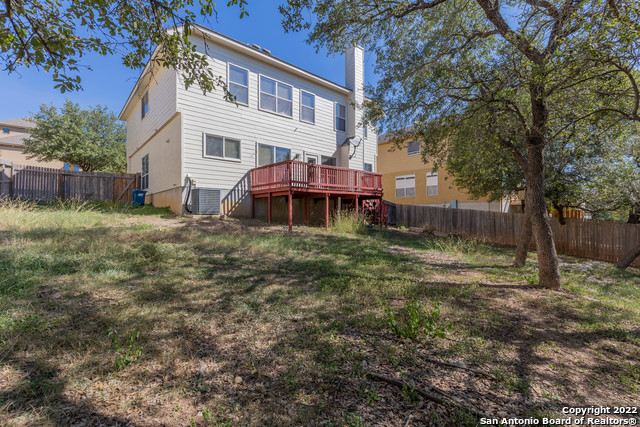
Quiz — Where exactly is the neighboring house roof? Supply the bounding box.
[0,118,35,129]
[119,25,352,120]
[378,126,417,144]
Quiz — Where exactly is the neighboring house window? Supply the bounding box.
[335,103,346,132]
[228,64,249,105]
[363,125,367,139]
[260,76,293,117]
[364,163,373,172]
[203,134,241,160]
[300,91,315,124]
[321,156,336,166]
[2,128,9,134]
[395,175,416,198]
[426,172,438,196]
[258,143,291,166]
[63,163,80,171]
[407,140,420,156]
[141,91,149,119]
[141,154,149,189]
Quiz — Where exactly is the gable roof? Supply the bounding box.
[119,25,352,120]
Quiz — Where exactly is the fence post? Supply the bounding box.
[57,171,64,200]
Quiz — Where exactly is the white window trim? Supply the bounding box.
[407,140,420,156]
[305,153,319,163]
[426,172,438,196]
[258,74,294,119]
[202,133,242,162]
[334,102,347,133]
[227,63,250,107]
[299,89,316,125]
[395,174,416,198]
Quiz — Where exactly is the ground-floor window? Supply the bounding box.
[395,175,415,198]
[203,134,241,160]
[426,172,438,196]
[258,144,291,166]
[321,156,336,166]
[141,154,149,189]
[364,163,373,172]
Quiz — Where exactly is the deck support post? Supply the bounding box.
[304,197,308,226]
[355,195,359,215]
[268,193,272,224]
[379,198,383,230]
[288,191,293,232]
[251,194,255,218]
[338,196,342,215]
[325,193,329,230]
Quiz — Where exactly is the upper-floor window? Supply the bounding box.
[141,91,149,119]
[321,155,336,166]
[426,172,438,196]
[260,76,292,117]
[395,175,416,198]
[203,134,241,160]
[258,143,290,166]
[407,140,420,156]
[300,91,315,124]
[228,64,249,105]
[2,128,9,134]
[364,163,373,172]
[363,125,367,139]
[141,154,149,189]
[335,103,346,132]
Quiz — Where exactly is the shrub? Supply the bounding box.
[108,328,142,370]
[384,300,448,340]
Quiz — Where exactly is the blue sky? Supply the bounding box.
[0,3,379,120]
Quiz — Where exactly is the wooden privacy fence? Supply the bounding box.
[395,204,640,268]
[0,161,139,203]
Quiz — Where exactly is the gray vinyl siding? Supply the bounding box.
[177,36,356,192]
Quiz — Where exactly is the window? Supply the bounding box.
[363,125,367,139]
[2,128,9,134]
[203,134,241,160]
[141,91,149,119]
[300,91,315,124]
[260,76,292,117]
[63,163,80,171]
[426,172,438,196]
[395,175,416,198]
[141,154,149,189]
[228,64,249,105]
[258,143,291,166]
[321,156,336,166]
[407,140,420,156]
[335,103,346,132]
[364,163,373,172]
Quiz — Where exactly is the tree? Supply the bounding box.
[281,0,639,289]
[24,101,126,172]
[0,0,248,93]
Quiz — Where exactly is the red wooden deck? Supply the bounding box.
[250,160,384,230]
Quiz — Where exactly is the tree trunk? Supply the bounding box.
[527,78,561,289]
[617,244,640,269]
[627,203,640,224]
[514,202,533,267]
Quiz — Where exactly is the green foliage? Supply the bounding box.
[108,328,142,370]
[384,300,447,341]
[330,210,369,234]
[24,101,126,172]
[0,0,249,93]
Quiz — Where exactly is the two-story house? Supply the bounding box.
[0,118,63,169]
[378,134,512,212]
[119,25,382,228]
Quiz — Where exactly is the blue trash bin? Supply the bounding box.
[132,189,147,206]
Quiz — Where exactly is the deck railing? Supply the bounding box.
[251,160,383,194]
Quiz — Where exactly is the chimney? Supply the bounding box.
[344,46,365,168]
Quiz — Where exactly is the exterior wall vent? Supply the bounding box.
[191,188,221,215]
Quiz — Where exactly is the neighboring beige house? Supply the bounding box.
[0,118,63,169]
[378,134,512,212]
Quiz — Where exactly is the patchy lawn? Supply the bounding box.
[0,201,638,426]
